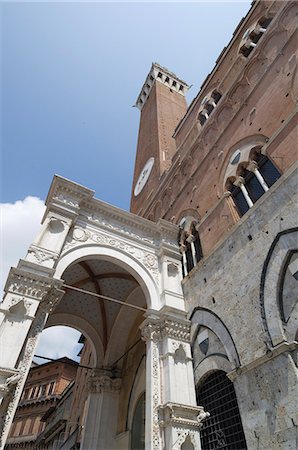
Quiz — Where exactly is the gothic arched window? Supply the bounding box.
[131,392,145,450]
[240,16,272,58]
[197,371,247,450]
[226,152,281,217]
[198,90,222,126]
[179,217,203,277]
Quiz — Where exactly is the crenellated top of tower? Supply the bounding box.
[135,63,189,111]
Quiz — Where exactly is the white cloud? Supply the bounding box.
[0,196,45,289]
[35,326,82,363]
[1,197,82,364]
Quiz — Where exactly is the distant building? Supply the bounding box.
[5,358,78,449]
[0,1,297,449]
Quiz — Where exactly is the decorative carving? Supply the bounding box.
[6,271,53,300]
[8,298,32,316]
[0,310,47,446]
[64,228,160,284]
[158,402,209,429]
[176,431,197,448]
[53,192,80,208]
[0,374,21,398]
[152,340,162,450]
[197,409,211,426]
[87,374,121,394]
[141,320,162,343]
[39,288,65,314]
[163,319,191,342]
[27,248,58,264]
[141,317,191,343]
[82,212,156,245]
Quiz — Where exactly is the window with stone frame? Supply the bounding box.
[226,151,281,218]
[179,217,203,277]
[198,90,222,126]
[239,16,272,58]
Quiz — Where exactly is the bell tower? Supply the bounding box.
[130,63,189,216]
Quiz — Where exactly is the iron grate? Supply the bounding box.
[197,371,247,450]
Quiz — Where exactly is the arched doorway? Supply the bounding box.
[196,371,247,450]
[131,392,145,450]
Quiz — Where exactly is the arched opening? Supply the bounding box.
[52,255,148,449]
[196,371,247,450]
[131,392,145,450]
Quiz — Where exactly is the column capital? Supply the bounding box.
[140,310,191,343]
[87,370,121,394]
[246,160,258,172]
[233,176,245,187]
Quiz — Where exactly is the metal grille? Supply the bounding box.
[197,371,247,450]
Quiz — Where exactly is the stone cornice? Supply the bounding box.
[227,341,297,381]
[4,268,64,303]
[140,311,191,343]
[57,188,180,253]
[158,402,209,429]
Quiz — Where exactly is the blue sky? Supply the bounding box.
[1,1,251,210]
[1,1,251,362]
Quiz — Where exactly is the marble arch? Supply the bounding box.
[55,244,160,311]
[0,175,209,450]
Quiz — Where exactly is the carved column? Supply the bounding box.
[141,308,209,450]
[80,369,121,450]
[141,314,163,450]
[0,271,64,449]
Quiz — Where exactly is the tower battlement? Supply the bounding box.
[135,62,189,111]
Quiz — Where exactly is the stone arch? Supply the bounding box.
[260,227,298,346]
[45,312,102,367]
[190,307,240,369]
[55,244,160,310]
[218,134,268,195]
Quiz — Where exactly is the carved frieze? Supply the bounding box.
[27,247,58,264]
[158,402,209,429]
[141,316,191,343]
[63,227,160,284]
[5,270,52,300]
[87,374,121,394]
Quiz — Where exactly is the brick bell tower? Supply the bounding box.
[130,63,189,216]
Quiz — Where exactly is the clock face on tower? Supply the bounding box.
[134,157,155,197]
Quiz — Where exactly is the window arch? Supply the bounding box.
[196,371,247,450]
[179,217,203,277]
[131,392,145,450]
[225,148,281,217]
[239,16,272,58]
[198,90,222,126]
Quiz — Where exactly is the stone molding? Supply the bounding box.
[4,267,64,313]
[227,341,297,381]
[87,373,121,394]
[141,315,191,343]
[63,227,161,285]
[158,402,210,429]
